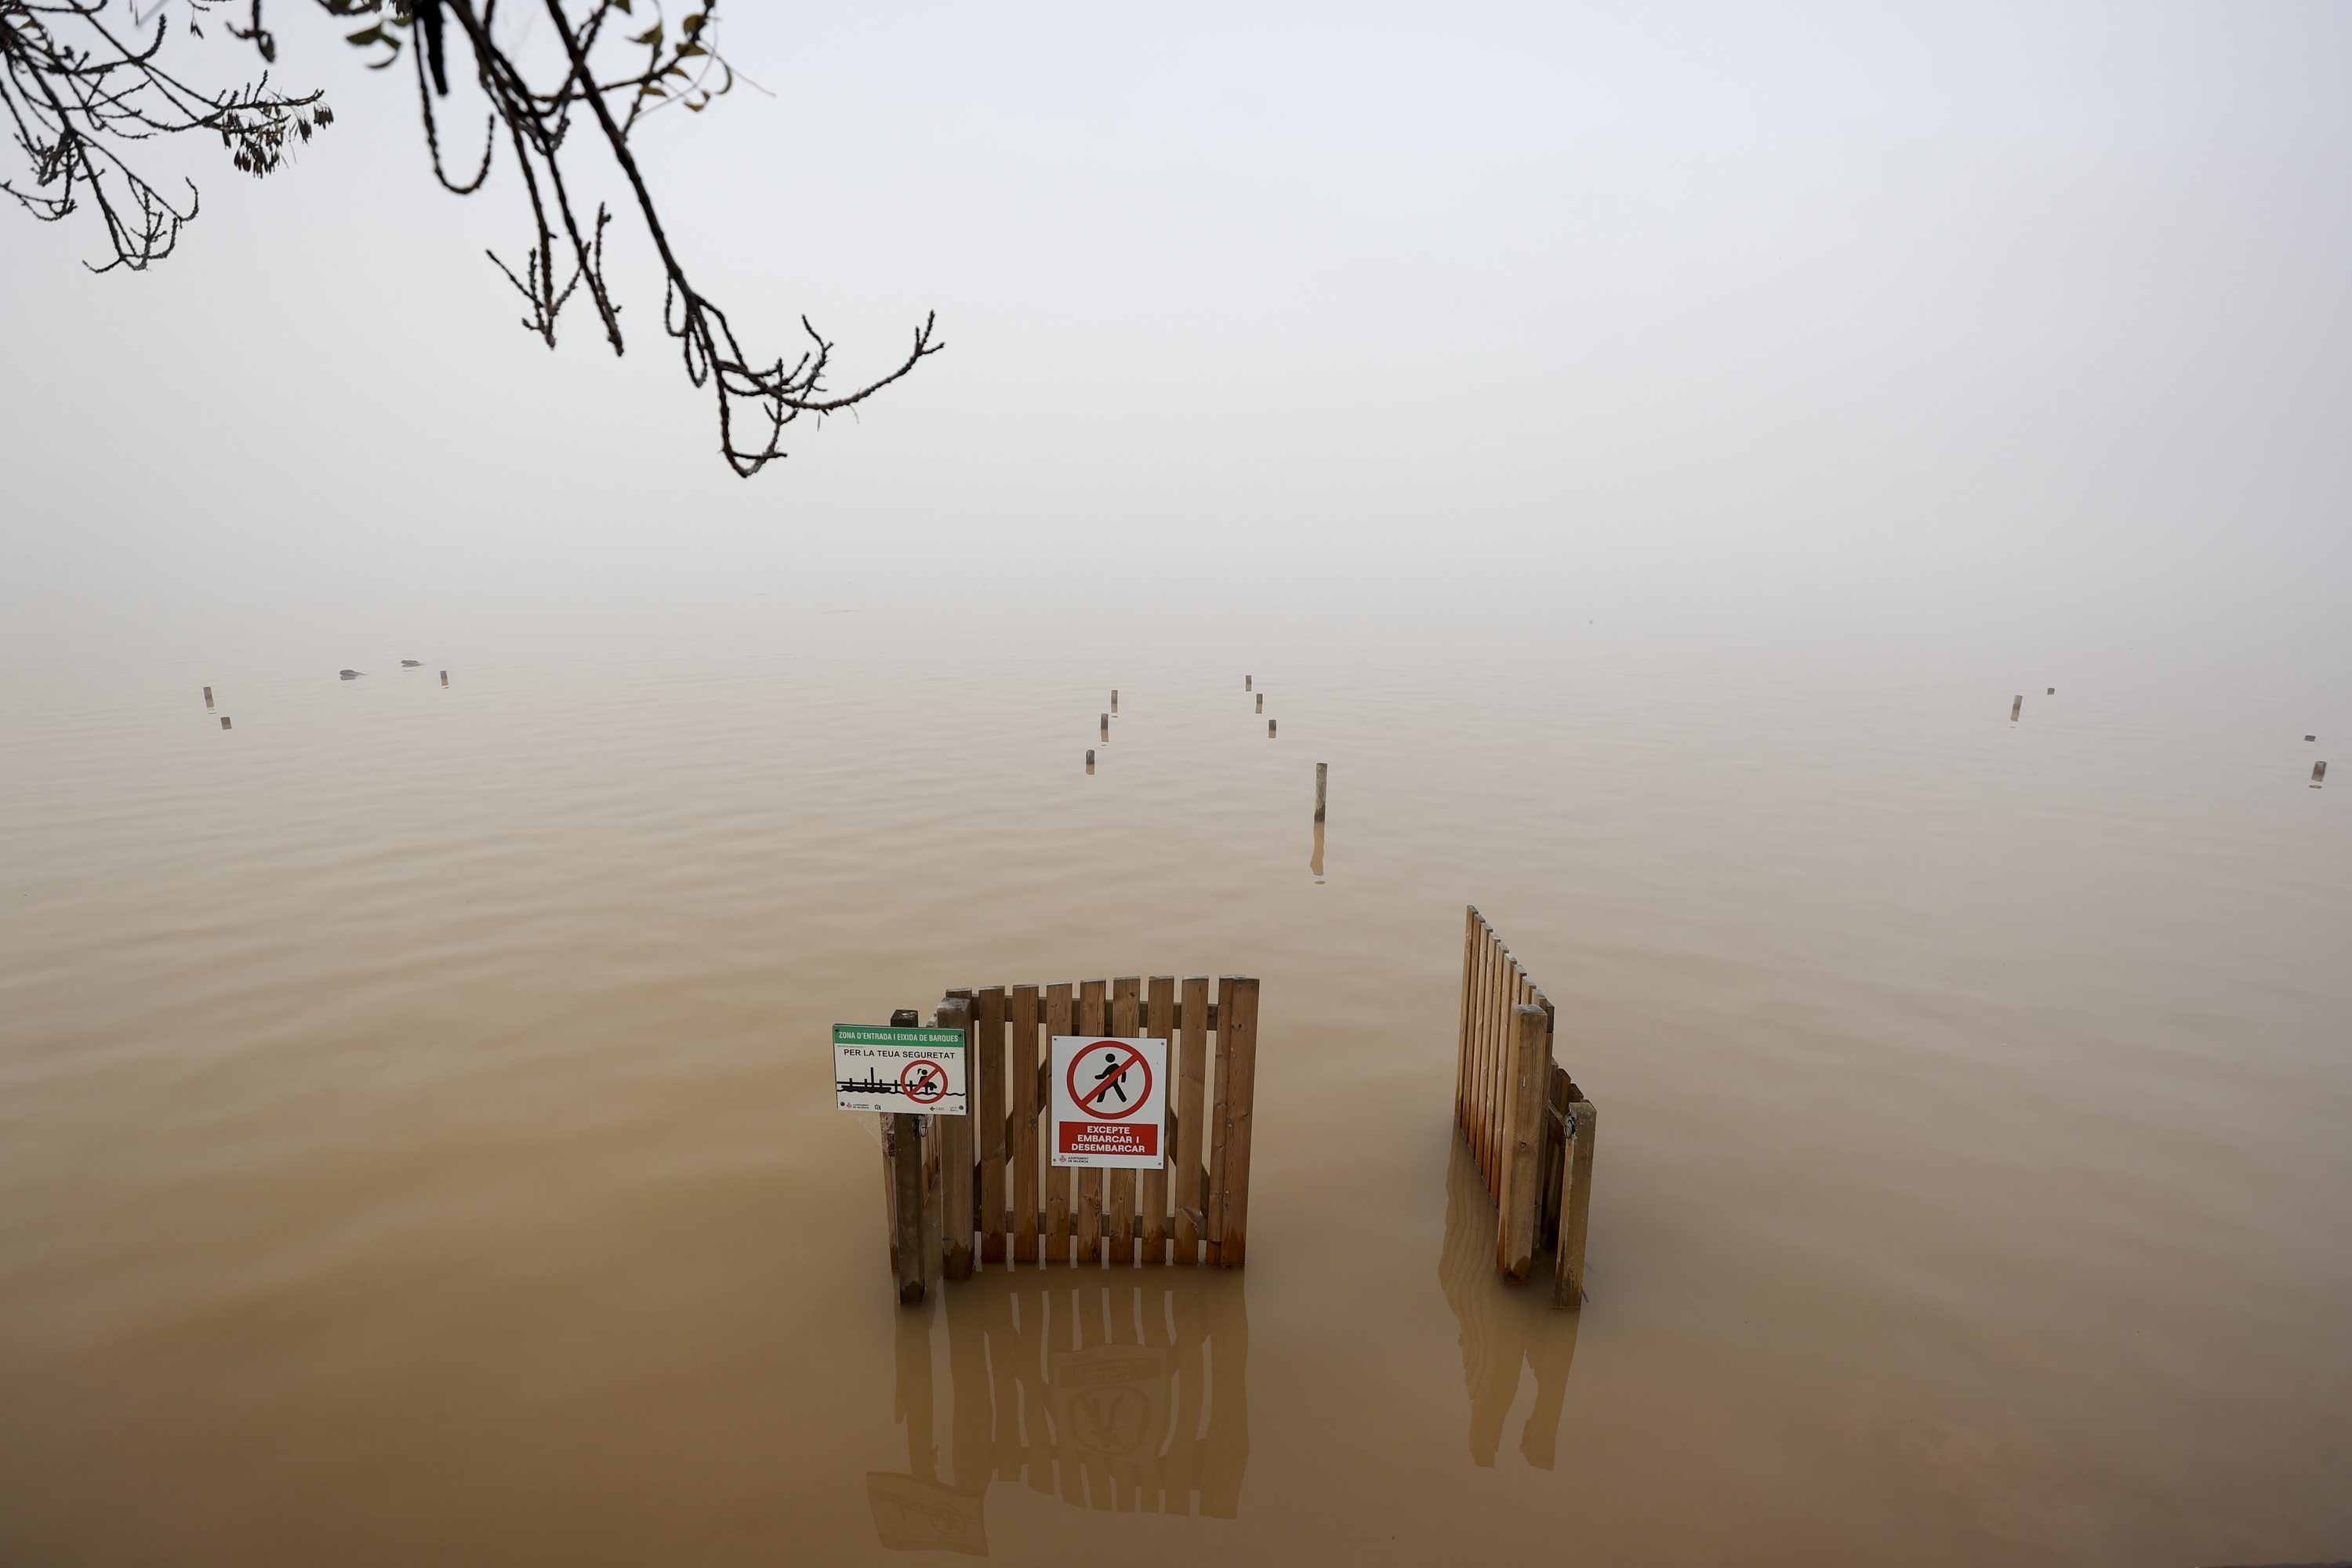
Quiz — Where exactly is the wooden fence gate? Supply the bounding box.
[1455,908,1597,1307]
[881,976,1261,1302]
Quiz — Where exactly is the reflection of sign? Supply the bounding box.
[1050,1035,1167,1167]
[866,1472,987,1555]
[835,1025,967,1116]
[1048,1343,1171,1461]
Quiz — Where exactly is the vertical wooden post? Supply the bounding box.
[975,986,1007,1265]
[1076,979,1108,1264]
[1045,982,1074,1263]
[935,997,976,1281]
[1455,906,1479,1138]
[1497,1004,1550,1282]
[1213,976,1260,1268]
[1011,984,1042,1263]
[1109,977,1142,1265]
[1206,984,1233,1261]
[891,1109,927,1304]
[1555,1099,1597,1308]
[1142,975,1175,1265]
[1174,976,1210,1264]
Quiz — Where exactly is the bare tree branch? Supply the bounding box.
[3,0,939,473]
[2,0,330,271]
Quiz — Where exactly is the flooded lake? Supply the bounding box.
[5,4,2351,1563]
[1,592,2344,1566]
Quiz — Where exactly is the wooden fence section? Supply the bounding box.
[1455,907,1598,1307]
[882,975,1261,1298]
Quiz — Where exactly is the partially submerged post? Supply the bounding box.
[202,686,213,709]
[2010,695,2023,721]
[1314,763,1327,824]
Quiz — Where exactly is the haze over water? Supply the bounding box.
[3,5,2349,1565]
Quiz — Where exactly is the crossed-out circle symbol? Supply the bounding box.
[900,1058,949,1105]
[1068,1040,1152,1120]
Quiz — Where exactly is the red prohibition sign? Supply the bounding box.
[1068,1040,1152,1120]
[900,1058,949,1105]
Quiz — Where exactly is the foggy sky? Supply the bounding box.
[3,2,2348,665]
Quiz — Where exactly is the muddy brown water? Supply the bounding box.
[1,602,2345,1566]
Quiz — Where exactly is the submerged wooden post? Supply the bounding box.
[935,996,975,1281]
[1011,983,1042,1263]
[1076,979,1108,1263]
[1314,763,1327,823]
[891,1110,926,1304]
[1109,976,1142,1264]
[1142,975,1176,1264]
[1497,1004,1551,1282]
[1045,982,1076,1261]
[1213,976,1261,1268]
[2010,695,2023,721]
[972,987,1007,1265]
[202,686,213,709]
[1174,975,1210,1263]
[1555,1099,1597,1308]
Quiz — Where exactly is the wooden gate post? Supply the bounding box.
[1554,1098,1597,1308]
[935,996,976,1282]
[1211,976,1261,1268]
[1497,1004,1551,1283]
[890,1109,927,1305]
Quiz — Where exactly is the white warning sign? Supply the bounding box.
[1051,1034,1167,1169]
[835,1025,967,1116]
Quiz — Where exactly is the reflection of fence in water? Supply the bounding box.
[869,1268,1250,1552]
[1438,1138,1581,1468]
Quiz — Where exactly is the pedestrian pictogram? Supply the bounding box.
[835,1025,967,1116]
[1071,1040,1152,1117]
[1051,1035,1167,1167]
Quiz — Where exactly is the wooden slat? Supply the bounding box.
[975,987,1007,1265]
[1472,921,1496,1186]
[1011,984,1041,1264]
[1045,982,1074,1265]
[1109,976,1142,1265]
[1213,975,1260,1268]
[1456,906,1480,1136]
[1498,1001,1549,1281]
[1480,924,1507,1191]
[1206,978,1233,1254]
[1556,1098,1597,1308]
[1174,975,1210,1264]
[1076,979,1107,1265]
[936,996,976,1281]
[1142,975,1175,1265]
[1486,931,1505,1189]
